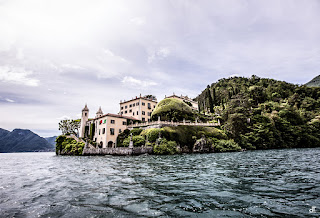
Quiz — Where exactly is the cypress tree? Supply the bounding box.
[207,85,214,113]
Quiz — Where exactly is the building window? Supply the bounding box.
[142,111,145,115]
[110,128,115,135]
[137,111,139,115]
[148,103,151,109]
[125,105,127,109]
[129,109,132,113]
[111,120,115,124]
[142,102,145,106]
[85,113,87,116]
[122,121,126,125]
[133,103,135,107]
[99,129,101,135]
[136,102,139,106]
[121,112,123,115]
[121,107,123,110]
[148,119,151,122]
[102,128,105,134]
[133,112,135,116]
[147,112,151,116]
[125,111,127,114]
[154,105,156,108]
[129,104,132,108]
[119,129,122,133]
[142,118,145,122]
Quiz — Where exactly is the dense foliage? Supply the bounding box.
[153,139,177,155]
[116,126,233,153]
[151,98,194,121]
[196,75,320,150]
[55,135,84,155]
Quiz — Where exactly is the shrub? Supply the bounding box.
[153,139,177,155]
[55,135,84,155]
[117,129,130,146]
[214,139,241,152]
[121,135,145,147]
[131,128,143,136]
[133,135,145,147]
[160,126,228,151]
[122,138,130,147]
[55,135,67,154]
[140,128,160,142]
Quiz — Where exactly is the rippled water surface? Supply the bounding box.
[1,148,320,217]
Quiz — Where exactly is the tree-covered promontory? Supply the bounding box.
[196,75,320,150]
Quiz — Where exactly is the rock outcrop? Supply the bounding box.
[192,136,214,153]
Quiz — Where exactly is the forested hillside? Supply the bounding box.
[196,75,320,150]
[0,128,54,152]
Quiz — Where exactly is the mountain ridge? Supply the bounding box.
[0,128,55,153]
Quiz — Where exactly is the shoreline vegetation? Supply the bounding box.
[56,75,320,156]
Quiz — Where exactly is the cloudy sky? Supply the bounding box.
[0,0,320,137]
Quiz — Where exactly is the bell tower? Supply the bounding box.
[79,104,89,138]
[96,106,103,118]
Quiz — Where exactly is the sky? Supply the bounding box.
[0,0,320,137]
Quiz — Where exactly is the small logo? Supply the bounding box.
[309,206,316,213]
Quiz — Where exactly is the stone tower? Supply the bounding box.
[96,106,103,118]
[79,104,89,138]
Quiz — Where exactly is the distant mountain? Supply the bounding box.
[0,128,55,153]
[305,75,320,87]
[45,136,57,146]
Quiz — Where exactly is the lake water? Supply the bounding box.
[0,148,320,217]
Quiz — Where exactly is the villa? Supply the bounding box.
[79,94,157,148]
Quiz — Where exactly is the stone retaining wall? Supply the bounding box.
[82,147,153,156]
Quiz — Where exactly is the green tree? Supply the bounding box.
[58,119,80,135]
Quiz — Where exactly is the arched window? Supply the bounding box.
[107,141,113,148]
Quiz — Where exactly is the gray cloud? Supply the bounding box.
[0,0,320,136]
